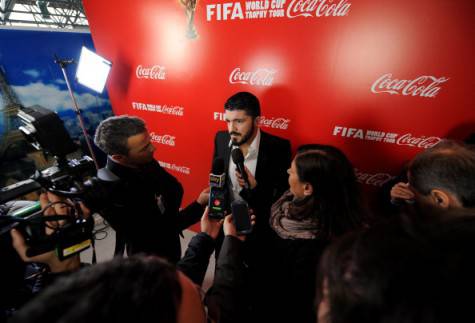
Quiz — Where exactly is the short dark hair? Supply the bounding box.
[224,92,261,117]
[316,213,475,323]
[294,147,365,238]
[11,256,182,323]
[408,140,475,208]
[94,115,147,155]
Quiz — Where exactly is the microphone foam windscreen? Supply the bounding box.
[231,148,245,164]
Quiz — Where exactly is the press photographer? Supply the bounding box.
[10,192,91,274]
[0,105,112,320]
[0,190,94,322]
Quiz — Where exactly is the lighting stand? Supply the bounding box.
[54,57,99,170]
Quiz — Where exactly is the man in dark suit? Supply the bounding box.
[211,92,290,322]
[212,91,291,246]
[94,116,208,262]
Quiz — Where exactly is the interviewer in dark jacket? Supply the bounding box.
[94,115,207,262]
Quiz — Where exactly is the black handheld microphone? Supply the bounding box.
[208,158,226,219]
[209,158,225,188]
[231,148,250,189]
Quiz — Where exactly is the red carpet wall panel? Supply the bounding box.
[83,0,475,208]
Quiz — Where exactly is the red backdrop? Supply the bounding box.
[83,0,475,211]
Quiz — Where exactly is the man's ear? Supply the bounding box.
[429,189,451,209]
[254,116,260,126]
[303,183,314,197]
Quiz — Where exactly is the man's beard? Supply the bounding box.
[230,123,255,146]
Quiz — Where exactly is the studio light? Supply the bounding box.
[76,46,112,93]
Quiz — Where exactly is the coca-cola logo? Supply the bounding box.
[136,65,166,80]
[371,73,449,98]
[229,67,276,86]
[150,132,176,146]
[132,102,184,117]
[396,134,441,149]
[354,168,395,187]
[158,160,191,175]
[213,112,290,130]
[286,0,351,18]
[259,116,291,130]
[333,126,441,150]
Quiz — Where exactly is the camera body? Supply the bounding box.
[0,155,99,259]
[0,156,96,205]
[0,105,117,259]
[13,207,94,260]
[36,156,97,194]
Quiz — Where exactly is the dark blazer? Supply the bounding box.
[261,233,328,323]
[205,236,248,323]
[100,158,203,263]
[177,232,216,286]
[212,130,291,253]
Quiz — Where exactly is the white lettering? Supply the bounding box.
[333,126,343,136]
[229,67,276,86]
[206,4,216,21]
[207,2,244,21]
[136,65,166,80]
[260,116,290,129]
[287,0,351,19]
[371,73,449,98]
[215,112,290,130]
[158,160,191,175]
[131,102,184,116]
[396,134,442,149]
[150,133,176,147]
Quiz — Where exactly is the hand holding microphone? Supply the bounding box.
[196,187,210,206]
[231,148,256,190]
[208,158,227,219]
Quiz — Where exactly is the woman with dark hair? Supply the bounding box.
[290,146,364,237]
[259,147,365,323]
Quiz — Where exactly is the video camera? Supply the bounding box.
[0,105,118,259]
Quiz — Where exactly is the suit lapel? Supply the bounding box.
[222,132,232,174]
[255,131,269,182]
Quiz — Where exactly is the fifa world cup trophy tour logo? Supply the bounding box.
[180,0,198,39]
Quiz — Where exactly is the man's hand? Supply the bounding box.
[41,192,91,224]
[223,213,256,241]
[390,182,415,203]
[235,166,257,190]
[41,192,71,232]
[11,228,55,264]
[10,192,82,272]
[196,187,210,206]
[200,207,224,240]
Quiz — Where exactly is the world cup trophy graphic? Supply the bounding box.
[180,0,198,39]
